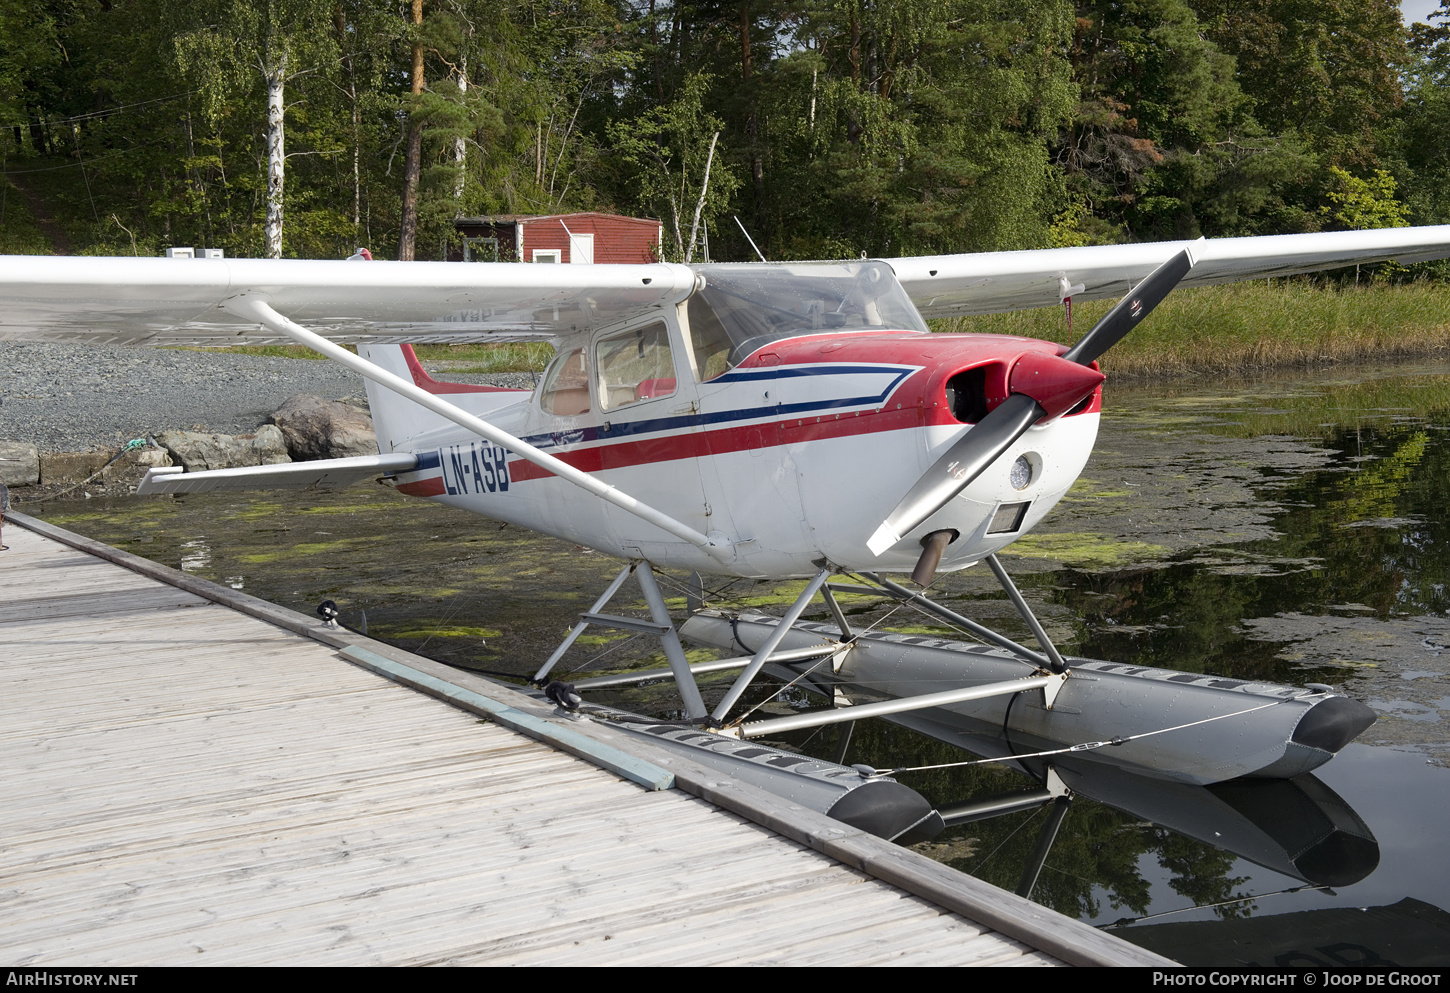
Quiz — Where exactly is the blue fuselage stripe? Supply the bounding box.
[521,365,917,450]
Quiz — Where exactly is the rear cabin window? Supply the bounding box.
[539,347,591,415]
[595,322,676,411]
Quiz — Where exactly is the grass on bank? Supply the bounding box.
[935,280,1450,378]
[128,280,1450,380]
[164,341,553,374]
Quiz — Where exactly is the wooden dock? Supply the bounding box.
[0,512,1171,967]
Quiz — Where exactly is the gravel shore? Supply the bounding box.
[0,342,533,453]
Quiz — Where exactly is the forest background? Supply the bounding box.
[4,0,1450,270]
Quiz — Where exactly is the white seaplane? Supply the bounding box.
[5,226,1450,839]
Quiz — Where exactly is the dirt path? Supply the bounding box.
[4,172,70,255]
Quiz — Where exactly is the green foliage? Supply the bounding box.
[1323,166,1410,230]
[0,0,60,132]
[0,0,1439,265]
[0,180,52,254]
[1399,4,1450,227]
[608,73,739,261]
[1190,0,1407,167]
[1056,0,1326,241]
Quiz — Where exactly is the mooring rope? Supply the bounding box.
[23,437,148,503]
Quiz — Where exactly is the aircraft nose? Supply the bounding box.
[1007,351,1105,420]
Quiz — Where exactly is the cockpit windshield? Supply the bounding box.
[685,261,928,381]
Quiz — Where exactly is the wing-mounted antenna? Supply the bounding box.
[1057,274,1085,333]
[734,215,767,262]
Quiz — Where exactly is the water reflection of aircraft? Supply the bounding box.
[5,227,1450,835]
[914,754,1385,962]
[932,757,1381,897]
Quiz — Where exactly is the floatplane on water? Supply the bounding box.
[5,226,1449,841]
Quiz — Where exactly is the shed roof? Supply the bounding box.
[455,211,661,227]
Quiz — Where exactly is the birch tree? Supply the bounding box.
[176,0,337,258]
[609,74,739,261]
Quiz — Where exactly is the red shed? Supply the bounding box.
[452,212,662,264]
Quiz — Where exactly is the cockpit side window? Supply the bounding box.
[539,347,591,416]
[595,322,676,411]
[686,294,733,382]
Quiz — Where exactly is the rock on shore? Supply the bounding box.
[156,424,292,472]
[269,395,378,460]
[0,341,534,499]
[0,441,39,486]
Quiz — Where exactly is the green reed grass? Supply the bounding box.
[1210,375,1450,438]
[168,341,551,373]
[409,342,553,373]
[933,281,1450,378]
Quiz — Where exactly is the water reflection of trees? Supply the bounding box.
[1045,422,1450,683]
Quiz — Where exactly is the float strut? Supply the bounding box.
[735,674,1054,737]
[713,569,832,722]
[635,561,708,720]
[985,554,1068,674]
[830,722,856,765]
[1016,795,1073,899]
[531,561,708,721]
[573,645,833,690]
[821,584,853,640]
[859,573,1052,669]
[533,563,634,683]
[938,789,1055,828]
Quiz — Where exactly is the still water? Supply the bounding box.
[31,359,1450,966]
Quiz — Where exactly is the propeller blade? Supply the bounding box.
[867,393,1043,555]
[1063,247,1194,366]
[867,247,1196,558]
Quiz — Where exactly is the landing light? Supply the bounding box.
[1010,454,1035,490]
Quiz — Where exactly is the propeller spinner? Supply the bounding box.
[867,247,1195,558]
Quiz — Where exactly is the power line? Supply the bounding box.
[0,91,199,131]
[1,149,129,175]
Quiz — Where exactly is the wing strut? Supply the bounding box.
[223,295,734,563]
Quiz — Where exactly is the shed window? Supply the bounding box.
[463,237,500,262]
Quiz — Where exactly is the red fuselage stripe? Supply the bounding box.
[401,392,1103,490]
[397,477,447,497]
[504,401,1050,481]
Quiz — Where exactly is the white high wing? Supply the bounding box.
[5,226,1449,575]
[3,225,1448,788]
